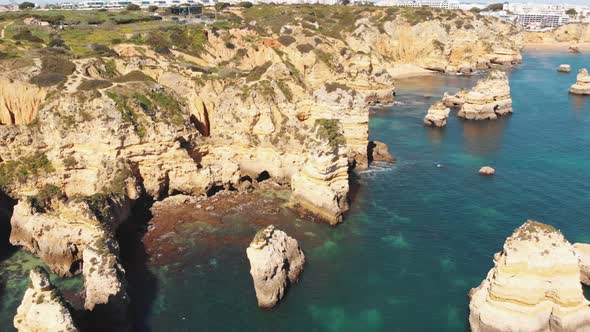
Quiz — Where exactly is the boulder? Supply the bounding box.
[246,225,305,308]
[14,267,78,332]
[469,220,590,332]
[558,64,571,73]
[423,102,450,127]
[478,166,495,176]
[368,141,395,163]
[457,71,513,120]
[569,68,590,95]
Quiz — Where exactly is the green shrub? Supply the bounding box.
[78,79,113,91]
[126,3,141,10]
[0,153,54,190]
[238,1,253,8]
[28,184,62,212]
[29,55,75,87]
[315,119,345,148]
[112,70,154,83]
[277,35,296,47]
[296,43,313,53]
[63,156,77,168]
[432,39,444,51]
[246,61,272,82]
[148,5,159,12]
[91,43,116,57]
[13,29,43,43]
[106,92,146,138]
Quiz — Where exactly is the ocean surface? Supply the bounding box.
[1,51,590,331]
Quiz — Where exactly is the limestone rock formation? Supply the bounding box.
[83,243,128,311]
[558,64,571,73]
[442,89,468,108]
[14,267,78,332]
[478,166,495,176]
[423,102,450,127]
[0,79,46,125]
[246,225,305,308]
[574,243,590,286]
[290,121,350,225]
[457,71,513,120]
[469,220,590,332]
[368,141,395,163]
[569,69,590,95]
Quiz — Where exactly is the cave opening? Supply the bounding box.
[256,171,271,183]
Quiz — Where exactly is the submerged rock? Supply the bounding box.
[569,68,590,95]
[457,71,513,120]
[478,166,495,176]
[368,141,395,163]
[14,267,78,332]
[246,225,305,308]
[557,64,571,73]
[423,102,450,127]
[469,220,590,332]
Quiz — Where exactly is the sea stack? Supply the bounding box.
[14,267,78,332]
[457,71,513,120]
[569,68,590,95]
[558,64,571,73]
[246,225,305,308]
[469,220,590,332]
[368,141,396,163]
[423,102,451,127]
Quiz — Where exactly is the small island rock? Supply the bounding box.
[478,166,495,175]
[557,64,571,73]
[442,89,468,108]
[469,220,590,332]
[14,267,78,332]
[369,141,396,163]
[457,71,513,120]
[424,102,451,127]
[246,225,305,308]
[569,68,590,95]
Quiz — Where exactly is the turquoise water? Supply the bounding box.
[2,51,590,331]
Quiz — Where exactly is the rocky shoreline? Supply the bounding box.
[0,4,527,330]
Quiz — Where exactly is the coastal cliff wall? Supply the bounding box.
[525,23,590,43]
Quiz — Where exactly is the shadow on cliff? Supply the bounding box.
[0,192,16,260]
[116,198,159,332]
[117,199,159,331]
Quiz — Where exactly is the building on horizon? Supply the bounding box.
[376,0,459,9]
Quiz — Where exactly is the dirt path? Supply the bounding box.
[1,21,14,39]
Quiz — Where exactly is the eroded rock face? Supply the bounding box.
[569,68,590,95]
[558,64,571,73]
[246,225,305,308]
[574,243,590,286]
[14,267,78,332]
[0,79,46,126]
[458,71,513,120]
[442,89,468,108]
[423,102,450,127]
[469,220,590,332]
[290,124,350,225]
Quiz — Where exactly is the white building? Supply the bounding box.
[501,2,585,28]
[377,0,459,10]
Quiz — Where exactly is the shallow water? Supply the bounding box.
[1,51,590,331]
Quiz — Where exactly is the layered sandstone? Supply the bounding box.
[442,89,468,108]
[0,79,46,126]
[574,243,590,286]
[246,225,305,308]
[368,141,395,163]
[14,267,78,332]
[569,68,590,95]
[458,71,513,120]
[290,121,350,225]
[423,102,450,127]
[469,220,590,332]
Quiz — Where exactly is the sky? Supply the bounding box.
[1,0,589,7]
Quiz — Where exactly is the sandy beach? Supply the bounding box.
[524,42,590,52]
[390,64,437,79]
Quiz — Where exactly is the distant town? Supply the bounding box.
[1,0,589,30]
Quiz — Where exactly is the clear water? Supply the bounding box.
[2,51,590,331]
